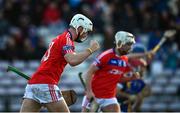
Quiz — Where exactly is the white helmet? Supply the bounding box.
[115,31,135,48]
[70,14,93,34]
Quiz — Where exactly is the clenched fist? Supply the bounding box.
[89,40,100,53]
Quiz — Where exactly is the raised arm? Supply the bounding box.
[127,51,154,59]
[64,40,100,66]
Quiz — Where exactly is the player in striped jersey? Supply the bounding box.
[20,14,100,112]
[81,31,154,112]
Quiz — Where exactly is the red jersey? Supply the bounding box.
[92,48,132,98]
[28,30,75,85]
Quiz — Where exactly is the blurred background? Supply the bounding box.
[0,0,180,112]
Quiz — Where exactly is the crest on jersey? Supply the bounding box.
[63,45,74,51]
[108,59,127,67]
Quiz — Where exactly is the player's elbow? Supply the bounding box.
[68,60,81,67]
[68,62,78,67]
[64,53,82,66]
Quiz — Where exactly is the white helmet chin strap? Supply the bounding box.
[80,30,88,42]
[75,26,86,35]
[75,27,88,42]
[116,41,122,49]
[80,29,84,35]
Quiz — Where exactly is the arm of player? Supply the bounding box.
[131,96,143,112]
[85,64,99,99]
[120,93,137,105]
[64,40,100,66]
[116,89,132,100]
[140,84,151,97]
[132,85,151,111]
[127,50,154,59]
[119,72,140,83]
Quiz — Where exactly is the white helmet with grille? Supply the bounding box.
[70,14,93,34]
[115,31,136,48]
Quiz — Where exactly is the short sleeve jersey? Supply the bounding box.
[28,30,75,85]
[92,48,131,98]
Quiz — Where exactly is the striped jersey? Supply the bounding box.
[28,30,75,85]
[92,48,135,98]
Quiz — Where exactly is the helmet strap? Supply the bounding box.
[75,27,85,43]
[116,40,122,49]
[75,32,83,43]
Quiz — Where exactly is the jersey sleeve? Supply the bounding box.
[92,53,107,68]
[62,33,75,56]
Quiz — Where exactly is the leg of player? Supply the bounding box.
[101,104,121,112]
[95,98,121,112]
[82,106,89,112]
[20,99,41,112]
[44,98,70,112]
[82,100,99,112]
[81,96,91,112]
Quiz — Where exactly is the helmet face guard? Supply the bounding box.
[74,33,88,43]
